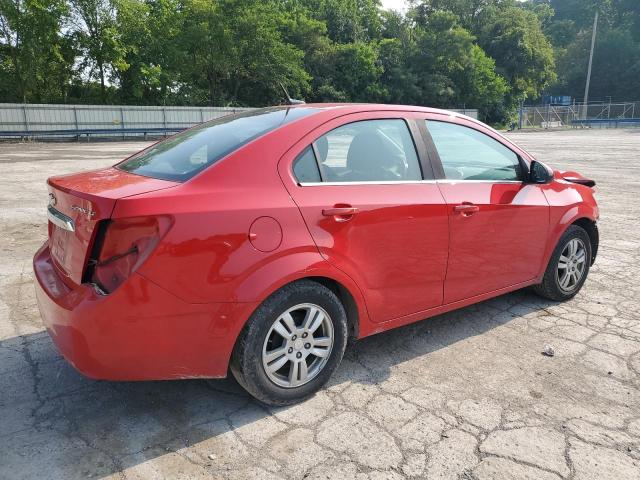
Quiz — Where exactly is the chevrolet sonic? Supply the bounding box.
[34,104,599,405]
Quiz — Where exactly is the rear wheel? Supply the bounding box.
[230,280,348,406]
[533,225,591,301]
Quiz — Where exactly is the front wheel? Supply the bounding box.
[230,280,348,406]
[533,225,592,301]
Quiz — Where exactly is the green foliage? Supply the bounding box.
[173,0,310,106]
[555,27,640,102]
[4,0,634,123]
[68,0,128,102]
[530,0,640,102]
[302,0,382,43]
[476,5,556,101]
[0,0,72,102]
[312,41,386,102]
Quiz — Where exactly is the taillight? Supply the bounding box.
[87,216,171,293]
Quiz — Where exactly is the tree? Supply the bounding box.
[411,0,495,31]
[378,37,420,104]
[114,0,184,104]
[554,27,640,102]
[176,0,310,106]
[301,0,382,43]
[531,0,640,101]
[409,10,509,120]
[0,0,72,102]
[7,0,615,125]
[316,41,386,102]
[68,0,128,103]
[476,5,555,101]
[456,45,509,122]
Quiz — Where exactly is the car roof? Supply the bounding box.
[282,102,480,124]
[271,103,533,162]
[287,102,455,114]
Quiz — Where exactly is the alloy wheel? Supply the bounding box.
[262,303,334,388]
[556,238,587,293]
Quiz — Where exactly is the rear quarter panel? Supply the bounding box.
[112,138,312,303]
[111,122,369,319]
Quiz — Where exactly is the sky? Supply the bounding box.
[380,0,409,12]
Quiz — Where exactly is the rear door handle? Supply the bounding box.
[454,204,479,216]
[322,206,359,220]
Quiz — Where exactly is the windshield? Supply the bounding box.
[117,107,319,181]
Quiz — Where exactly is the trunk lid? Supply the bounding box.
[46,167,178,286]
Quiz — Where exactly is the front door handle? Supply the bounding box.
[322,206,359,221]
[454,203,479,216]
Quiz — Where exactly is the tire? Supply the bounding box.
[230,280,348,406]
[533,224,592,301]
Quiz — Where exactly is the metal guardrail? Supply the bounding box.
[0,127,185,140]
[571,118,640,128]
[0,103,253,140]
[0,103,478,140]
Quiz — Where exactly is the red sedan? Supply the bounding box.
[34,104,599,405]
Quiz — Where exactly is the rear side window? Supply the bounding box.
[118,107,319,182]
[293,146,322,183]
[304,119,422,183]
[426,120,522,181]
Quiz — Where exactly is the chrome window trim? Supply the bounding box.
[436,179,523,184]
[298,179,523,187]
[298,180,437,186]
[47,204,75,232]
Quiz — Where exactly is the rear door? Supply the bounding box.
[279,112,449,324]
[421,116,549,303]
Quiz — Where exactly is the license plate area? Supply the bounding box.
[49,224,72,277]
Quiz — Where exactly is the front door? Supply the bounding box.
[423,117,549,304]
[280,114,449,323]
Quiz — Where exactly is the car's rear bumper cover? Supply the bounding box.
[33,243,257,380]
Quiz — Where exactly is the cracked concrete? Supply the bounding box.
[0,129,639,479]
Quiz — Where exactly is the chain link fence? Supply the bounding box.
[519,102,640,129]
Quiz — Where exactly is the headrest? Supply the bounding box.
[346,131,390,173]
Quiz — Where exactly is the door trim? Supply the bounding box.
[298,179,523,187]
[299,180,439,187]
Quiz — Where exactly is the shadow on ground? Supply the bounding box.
[0,289,556,478]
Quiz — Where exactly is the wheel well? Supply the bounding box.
[572,217,599,264]
[307,276,360,340]
[229,276,361,378]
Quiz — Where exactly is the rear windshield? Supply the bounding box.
[117,107,319,181]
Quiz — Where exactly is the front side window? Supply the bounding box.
[119,107,319,182]
[297,119,422,183]
[426,121,522,181]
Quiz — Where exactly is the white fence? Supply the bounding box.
[0,103,477,139]
[0,103,253,138]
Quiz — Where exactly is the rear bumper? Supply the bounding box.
[33,243,257,380]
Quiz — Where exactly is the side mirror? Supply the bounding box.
[528,160,552,184]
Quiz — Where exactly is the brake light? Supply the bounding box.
[87,216,171,293]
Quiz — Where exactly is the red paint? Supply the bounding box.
[46,169,178,286]
[34,104,599,381]
[248,216,283,252]
[436,181,549,303]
